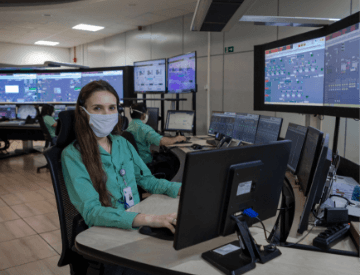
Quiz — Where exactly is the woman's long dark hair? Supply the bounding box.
[40,104,54,117]
[74,80,123,207]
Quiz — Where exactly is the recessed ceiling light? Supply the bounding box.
[35,41,59,46]
[72,24,104,32]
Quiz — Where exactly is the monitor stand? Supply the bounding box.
[202,215,281,275]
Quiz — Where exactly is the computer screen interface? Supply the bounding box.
[165,111,194,132]
[17,105,37,119]
[232,113,260,143]
[254,116,283,144]
[285,123,308,173]
[53,105,66,120]
[0,105,16,119]
[134,59,166,93]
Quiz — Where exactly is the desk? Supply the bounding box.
[75,195,359,275]
[0,121,44,157]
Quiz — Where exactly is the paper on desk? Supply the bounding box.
[332,181,355,201]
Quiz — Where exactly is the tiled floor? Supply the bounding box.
[0,143,70,275]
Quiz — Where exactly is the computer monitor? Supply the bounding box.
[146,107,159,132]
[53,105,66,120]
[17,105,37,119]
[297,134,331,234]
[66,105,76,111]
[209,112,236,137]
[174,141,291,273]
[165,110,194,132]
[0,105,16,119]
[0,73,38,103]
[37,72,82,103]
[81,70,124,103]
[254,116,283,144]
[285,123,308,174]
[297,126,324,196]
[134,59,166,93]
[208,111,224,135]
[232,113,260,144]
[167,52,196,93]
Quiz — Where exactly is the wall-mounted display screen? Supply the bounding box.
[134,59,166,93]
[167,52,196,93]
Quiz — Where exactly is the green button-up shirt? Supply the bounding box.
[61,133,181,230]
[126,119,163,164]
[43,115,56,138]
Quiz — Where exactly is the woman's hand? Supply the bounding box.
[133,213,177,233]
[178,188,181,196]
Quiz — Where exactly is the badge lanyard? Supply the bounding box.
[119,169,134,209]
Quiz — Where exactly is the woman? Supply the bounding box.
[61,80,180,275]
[40,104,58,145]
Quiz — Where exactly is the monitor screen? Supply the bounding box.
[208,111,224,135]
[232,113,259,144]
[0,104,16,119]
[285,123,308,173]
[146,107,159,132]
[167,52,196,93]
[66,105,76,111]
[324,23,360,107]
[134,59,166,93]
[0,73,38,103]
[53,105,66,120]
[208,112,235,137]
[297,126,324,196]
[254,116,283,144]
[81,70,124,102]
[264,37,326,106]
[165,110,194,132]
[37,72,82,103]
[17,104,37,119]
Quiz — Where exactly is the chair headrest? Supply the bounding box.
[56,110,76,149]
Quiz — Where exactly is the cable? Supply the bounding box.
[252,225,271,234]
[329,194,355,206]
[283,224,316,247]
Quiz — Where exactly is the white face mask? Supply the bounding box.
[132,109,148,124]
[81,107,119,138]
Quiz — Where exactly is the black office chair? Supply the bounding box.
[121,116,129,130]
[36,111,55,173]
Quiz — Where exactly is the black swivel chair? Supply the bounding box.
[43,110,149,274]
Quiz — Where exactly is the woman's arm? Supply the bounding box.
[159,136,186,146]
[132,213,177,233]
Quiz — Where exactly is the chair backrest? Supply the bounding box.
[122,116,129,131]
[43,110,81,266]
[37,114,54,144]
[121,131,139,153]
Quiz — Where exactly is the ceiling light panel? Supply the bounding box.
[35,40,59,46]
[72,24,104,31]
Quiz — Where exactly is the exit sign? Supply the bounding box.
[225,46,234,53]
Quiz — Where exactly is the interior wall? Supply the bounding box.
[70,0,359,164]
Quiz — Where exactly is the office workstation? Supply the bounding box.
[0,1,359,275]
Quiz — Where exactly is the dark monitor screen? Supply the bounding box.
[146,107,159,132]
[66,105,76,111]
[0,104,16,119]
[0,73,38,103]
[285,123,308,173]
[81,70,124,103]
[17,105,37,119]
[53,105,66,120]
[37,72,82,103]
[298,134,331,234]
[134,59,166,93]
[254,116,283,144]
[174,140,292,250]
[167,52,196,94]
[208,111,224,135]
[165,110,194,132]
[232,113,259,144]
[297,126,324,196]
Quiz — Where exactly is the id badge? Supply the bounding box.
[123,186,135,208]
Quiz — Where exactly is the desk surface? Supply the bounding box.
[75,195,360,275]
[0,121,41,129]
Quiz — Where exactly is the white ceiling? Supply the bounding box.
[0,0,198,48]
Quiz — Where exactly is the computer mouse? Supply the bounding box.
[191,144,203,150]
[139,226,174,241]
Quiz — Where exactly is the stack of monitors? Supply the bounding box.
[0,68,125,104]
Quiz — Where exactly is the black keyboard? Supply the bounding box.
[174,141,192,144]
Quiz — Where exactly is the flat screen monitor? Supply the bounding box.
[17,105,37,119]
[53,105,66,120]
[0,104,16,119]
[297,126,324,196]
[254,12,360,119]
[37,72,82,103]
[66,105,76,111]
[232,113,260,144]
[174,140,292,250]
[134,59,166,93]
[254,116,283,144]
[146,107,159,132]
[208,112,236,137]
[167,52,196,93]
[165,110,194,132]
[208,111,224,135]
[0,73,38,103]
[285,123,308,174]
[298,134,331,234]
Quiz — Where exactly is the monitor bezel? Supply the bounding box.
[254,12,360,119]
[133,58,167,94]
[167,51,197,94]
[164,110,195,132]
